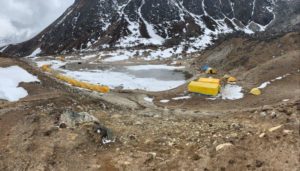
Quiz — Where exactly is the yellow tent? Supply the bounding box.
[188,78,220,96]
[250,88,261,95]
[188,81,220,96]
[227,77,237,83]
[223,74,230,79]
[198,78,220,84]
[205,68,217,74]
[41,64,52,73]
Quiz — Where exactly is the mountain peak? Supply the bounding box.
[2,0,300,57]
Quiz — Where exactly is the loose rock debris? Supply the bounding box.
[1,32,300,170]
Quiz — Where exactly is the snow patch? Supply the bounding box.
[0,46,8,53]
[258,81,271,89]
[103,51,136,62]
[102,138,115,144]
[35,60,66,70]
[144,97,154,102]
[57,8,74,26]
[172,96,191,100]
[0,66,40,102]
[27,48,42,57]
[160,99,170,103]
[126,65,185,71]
[104,54,129,62]
[221,85,244,100]
[206,97,217,100]
[82,54,98,60]
[260,73,291,88]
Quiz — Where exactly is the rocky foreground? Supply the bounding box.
[0,32,299,170]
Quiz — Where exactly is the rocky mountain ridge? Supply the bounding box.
[1,0,299,57]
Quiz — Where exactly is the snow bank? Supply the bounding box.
[104,54,131,62]
[144,97,154,102]
[35,60,66,70]
[160,99,170,103]
[81,54,98,60]
[259,73,291,89]
[102,50,138,62]
[172,96,191,100]
[221,85,244,100]
[27,48,42,57]
[102,47,183,62]
[0,46,8,53]
[0,66,40,102]
[258,81,271,89]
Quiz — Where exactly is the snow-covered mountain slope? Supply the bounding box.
[2,0,300,57]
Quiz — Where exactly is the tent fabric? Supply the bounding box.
[188,81,220,96]
[250,88,261,95]
[205,68,217,74]
[227,77,237,83]
[198,78,220,84]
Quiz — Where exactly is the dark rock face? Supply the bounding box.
[2,0,299,57]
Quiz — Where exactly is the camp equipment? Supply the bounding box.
[188,78,221,96]
[205,67,217,74]
[250,88,261,95]
[227,77,237,84]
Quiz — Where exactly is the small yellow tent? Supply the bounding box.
[227,77,237,83]
[223,74,230,79]
[41,64,52,72]
[205,67,217,74]
[250,88,261,95]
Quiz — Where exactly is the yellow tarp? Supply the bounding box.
[188,81,220,96]
[198,78,220,84]
[55,74,110,93]
[94,85,110,93]
[41,65,110,93]
[41,64,52,73]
